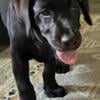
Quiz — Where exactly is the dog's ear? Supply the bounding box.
[77,0,92,25]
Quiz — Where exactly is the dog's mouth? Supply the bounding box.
[55,33,81,65]
[56,50,78,65]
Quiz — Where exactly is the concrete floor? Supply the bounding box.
[0,0,100,100]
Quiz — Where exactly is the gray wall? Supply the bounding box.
[0,0,10,25]
[0,0,9,43]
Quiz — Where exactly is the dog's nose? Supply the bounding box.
[61,34,73,43]
[61,35,69,43]
[61,34,82,50]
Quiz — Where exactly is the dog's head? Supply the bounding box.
[19,0,92,64]
[30,0,92,64]
[33,0,81,51]
[32,0,92,50]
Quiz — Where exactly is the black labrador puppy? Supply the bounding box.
[7,0,92,100]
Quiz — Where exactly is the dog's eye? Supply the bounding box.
[40,9,51,16]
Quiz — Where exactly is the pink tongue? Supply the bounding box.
[56,50,78,65]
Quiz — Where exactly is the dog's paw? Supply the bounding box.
[56,63,70,74]
[45,86,66,97]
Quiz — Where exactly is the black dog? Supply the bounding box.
[7,0,92,100]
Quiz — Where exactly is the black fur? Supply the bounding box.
[6,0,92,100]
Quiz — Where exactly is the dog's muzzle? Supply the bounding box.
[55,33,82,65]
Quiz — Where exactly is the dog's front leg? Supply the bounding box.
[11,50,36,100]
[55,59,70,74]
[43,59,66,97]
